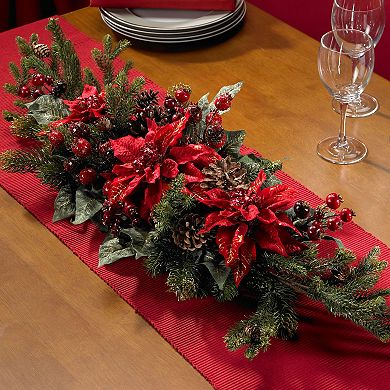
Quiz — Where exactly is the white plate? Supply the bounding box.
[100,3,246,44]
[100,2,243,35]
[102,0,242,31]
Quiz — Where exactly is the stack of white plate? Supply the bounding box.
[99,0,246,45]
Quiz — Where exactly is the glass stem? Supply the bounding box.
[337,102,348,148]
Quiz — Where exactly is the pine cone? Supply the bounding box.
[172,213,207,251]
[32,42,51,58]
[135,89,159,109]
[201,156,248,191]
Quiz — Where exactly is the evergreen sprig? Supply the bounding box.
[0,147,66,188]
[91,34,132,87]
[46,18,83,99]
[152,174,196,237]
[225,277,298,359]
[105,71,145,131]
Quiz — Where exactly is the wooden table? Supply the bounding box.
[1,4,389,389]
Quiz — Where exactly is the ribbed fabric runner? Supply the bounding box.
[1,18,389,390]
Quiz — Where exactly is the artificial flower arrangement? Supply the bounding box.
[1,19,389,359]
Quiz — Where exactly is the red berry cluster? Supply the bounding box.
[202,94,232,149]
[164,86,192,122]
[18,73,54,100]
[101,199,141,236]
[298,193,355,241]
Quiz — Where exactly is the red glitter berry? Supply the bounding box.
[45,75,54,85]
[164,97,177,109]
[71,138,92,158]
[19,85,31,98]
[307,225,322,240]
[205,112,223,126]
[327,216,342,231]
[326,193,343,210]
[32,89,43,99]
[31,73,46,87]
[48,129,64,148]
[214,94,232,111]
[78,168,97,185]
[339,208,354,223]
[175,88,191,103]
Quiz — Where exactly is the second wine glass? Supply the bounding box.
[317,29,374,164]
[331,0,385,117]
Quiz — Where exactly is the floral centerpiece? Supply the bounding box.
[1,19,389,359]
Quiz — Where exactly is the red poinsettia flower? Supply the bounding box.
[50,85,106,127]
[195,170,306,286]
[108,114,220,221]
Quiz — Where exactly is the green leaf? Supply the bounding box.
[72,189,103,225]
[202,252,230,290]
[98,234,136,267]
[219,130,246,158]
[52,185,75,222]
[322,235,345,249]
[121,227,150,259]
[25,95,70,125]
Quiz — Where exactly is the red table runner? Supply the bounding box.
[1,18,390,390]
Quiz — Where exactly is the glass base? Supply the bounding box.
[332,93,379,118]
[317,136,367,165]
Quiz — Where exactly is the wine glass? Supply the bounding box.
[331,0,386,117]
[317,29,374,164]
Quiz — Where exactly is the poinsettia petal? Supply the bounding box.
[149,114,189,154]
[160,114,189,152]
[112,163,136,177]
[139,179,163,221]
[120,175,144,200]
[259,185,295,210]
[169,144,220,166]
[233,238,256,286]
[276,211,301,234]
[248,169,267,194]
[227,223,248,267]
[111,135,145,163]
[81,84,98,98]
[181,162,204,183]
[195,188,230,208]
[256,208,278,224]
[254,224,288,256]
[277,227,308,254]
[216,226,236,262]
[199,212,236,234]
[240,204,259,221]
[145,165,161,183]
[161,158,179,179]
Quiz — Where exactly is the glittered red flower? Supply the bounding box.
[196,170,306,286]
[108,114,220,221]
[52,85,106,126]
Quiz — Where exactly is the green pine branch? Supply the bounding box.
[225,278,298,359]
[152,174,196,237]
[46,18,83,99]
[10,115,40,138]
[0,147,67,188]
[83,67,102,92]
[105,71,145,130]
[15,36,34,57]
[166,252,204,301]
[91,35,132,87]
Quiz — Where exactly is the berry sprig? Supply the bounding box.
[292,193,355,241]
[18,73,62,100]
[101,199,141,236]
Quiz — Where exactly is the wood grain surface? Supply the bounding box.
[1,4,389,389]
